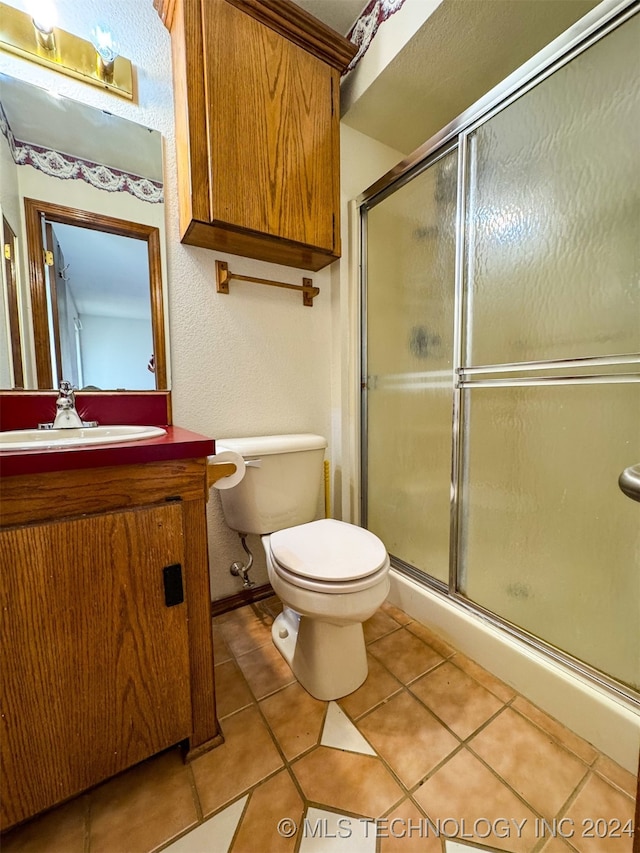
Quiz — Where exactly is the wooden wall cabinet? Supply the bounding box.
[0,460,220,830]
[156,0,357,271]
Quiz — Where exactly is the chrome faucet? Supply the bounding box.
[37,381,99,430]
[52,381,84,428]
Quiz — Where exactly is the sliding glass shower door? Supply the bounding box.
[362,6,640,696]
[364,149,458,585]
[457,10,640,692]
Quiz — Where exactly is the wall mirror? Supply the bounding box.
[0,72,168,390]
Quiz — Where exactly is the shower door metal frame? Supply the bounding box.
[359,0,640,708]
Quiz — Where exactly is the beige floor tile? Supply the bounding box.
[369,628,444,684]
[1,796,87,853]
[381,602,413,626]
[215,660,255,719]
[216,603,276,658]
[292,746,404,819]
[450,653,516,702]
[89,748,198,853]
[260,595,284,618]
[230,769,303,853]
[539,836,577,852]
[561,773,635,853]
[413,748,538,853]
[405,621,456,659]
[357,691,459,788]
[592,754,637,799]
[364,608,403,644]
[259,682,327,760]
[409,661,504,739]
[339,654,403,721]
[191,706,283,817]
[379,799,441,853]
[469,708,589,819]
[235,640,296,699]
[511,696,599,766]
[212,622,233,664]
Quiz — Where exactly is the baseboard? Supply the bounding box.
[210,583,274,618]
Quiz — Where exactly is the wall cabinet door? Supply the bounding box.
[202,0,337,253]
[0,503,192,828]
[160,0,356,271]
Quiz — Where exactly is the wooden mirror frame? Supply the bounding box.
[24,198,167,390]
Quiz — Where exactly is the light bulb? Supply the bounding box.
[92,26,118,63]
[28,0,57,50]
[91,25,119,80]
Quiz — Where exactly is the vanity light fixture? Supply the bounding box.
[0,2,133,99]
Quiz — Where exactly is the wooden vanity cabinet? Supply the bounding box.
[155,0,357,271]
[0,459,220,830]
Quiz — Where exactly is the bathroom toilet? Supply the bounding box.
[215,434,390,700]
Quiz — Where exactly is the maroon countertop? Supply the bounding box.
[0,426,215,478]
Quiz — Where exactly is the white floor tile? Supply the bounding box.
[299,808,376,853]
[320,701,376,756]
[162,795,248,853]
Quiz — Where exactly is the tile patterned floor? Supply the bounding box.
[2,597,637,853]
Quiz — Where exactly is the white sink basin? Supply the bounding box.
[0,425,167,451]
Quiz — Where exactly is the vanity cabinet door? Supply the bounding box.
[0,503,192,829]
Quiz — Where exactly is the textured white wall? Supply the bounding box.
[1,0,333,599]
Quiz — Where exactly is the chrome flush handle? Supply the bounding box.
[618,465,640,503]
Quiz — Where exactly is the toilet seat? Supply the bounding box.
[268,519,389,594]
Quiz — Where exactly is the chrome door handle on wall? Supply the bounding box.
[618,465,640,503]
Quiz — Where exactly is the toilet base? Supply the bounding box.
[272,608,368,701]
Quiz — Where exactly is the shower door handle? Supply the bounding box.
[618,464,640,503]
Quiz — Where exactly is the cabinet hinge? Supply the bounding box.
[4,243,10,261]
[330,76,334,117]
[43,249,54,267]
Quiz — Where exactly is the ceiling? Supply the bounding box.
[292,0,366,35]
[340,0,602,155]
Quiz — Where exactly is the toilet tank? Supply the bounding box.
[215,434,327,534]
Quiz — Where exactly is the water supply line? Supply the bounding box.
[230,533,255,588]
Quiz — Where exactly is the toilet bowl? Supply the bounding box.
[215,434,390,700]
[263,519,390,700]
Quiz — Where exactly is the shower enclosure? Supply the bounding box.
[361,2,639,701]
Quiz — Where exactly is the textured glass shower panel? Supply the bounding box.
[459,382,640,690]
[366,151,457,582]
[464,14,640,366]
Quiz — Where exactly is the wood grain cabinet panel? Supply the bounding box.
[158,0,356,271]
[0,461,220,830]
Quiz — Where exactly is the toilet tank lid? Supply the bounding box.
[215,434,327,457]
